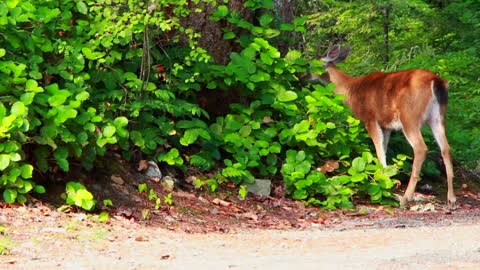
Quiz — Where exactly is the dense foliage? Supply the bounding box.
[0,0,477,210]
[300,0,480,168]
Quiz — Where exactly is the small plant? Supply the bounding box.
[64,182,96,211]
[0,225,15,255]
[97,212,109,222]
[138,183,147,193]
[164,193,173,206]
[238,185,248,200]
[139,183,171,209]
[102,199,113,207]
[192,174,228,193]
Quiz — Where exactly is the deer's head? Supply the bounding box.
[321,45,351,67]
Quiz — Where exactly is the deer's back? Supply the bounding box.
[346,69,445,129]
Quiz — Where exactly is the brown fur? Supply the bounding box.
[322,61,455,207]
[345,69,442,128]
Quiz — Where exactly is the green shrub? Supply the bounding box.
[0,0,401,209]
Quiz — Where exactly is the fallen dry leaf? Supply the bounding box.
[317,160,339,173]
[262,116,274,124]
[212,198,231,207]
[135,235,149,242]
[137,160,149,171]
[236,212,258,222]
[150,177,161,183]
[111,175,125,185]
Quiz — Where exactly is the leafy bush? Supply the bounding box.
[64,181,96,211]
[0,0,401,209]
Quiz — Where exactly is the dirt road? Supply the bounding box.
[2,208,480,270]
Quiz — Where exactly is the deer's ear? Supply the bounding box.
[328,45,341,58]
[337,47,351,62]
[321,45,341,62]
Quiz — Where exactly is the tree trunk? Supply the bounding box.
[273,0,298,54]
[183,0,254,64]
[382,6,390,67]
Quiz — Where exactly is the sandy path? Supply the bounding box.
[2,218,480,270]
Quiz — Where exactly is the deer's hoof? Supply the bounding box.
[447,195,457,210]
[398,195,408,206]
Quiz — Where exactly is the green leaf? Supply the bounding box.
[97,212,109,222]
[250,71,271,82]
[76,91,90,102]
[17,194,27,204]
[11,101,25,116]
[223,32,236,40]
[362,152,374,163]
[76,1,88,15]
[277,91,298,102]
[0,154,10,170]
[293,189,308,200]
[295,178,312,189]
[285,50,302,64]
[48,90,72,106]
[259,13,274,27]
[0,48,5,58]
[3,189,17,203]
[34,185,46,194]
[20,164,33,179]
[213,5,228,17]
[102,125,116,138]
[54,107,78,124]
[280,23,294,31]
[351,173,366,182]
[18,181,34,194]
[54,146,68,160]
[260,52,273,65]
[293,120,310,134]
[6,0,19,9]
[131,131,145,147]
[180,129,199,146]
[255,140,269,148]
[239,126,252,137]
[138,183,147,193]
[296,151,306,162]
[113,116,128,127]
[352,157,366,172]
[20,92,35,105]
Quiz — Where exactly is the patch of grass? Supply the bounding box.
[0,225,16,255]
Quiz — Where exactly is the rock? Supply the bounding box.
[246,179,271,196]
[90,183,103,192]
[145,161,162,181]
[161,176,175,191]
[185,175,197,184]
[111,175,125,185]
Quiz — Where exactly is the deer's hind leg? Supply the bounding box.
[428,111,456,207]
[400,124,428,206]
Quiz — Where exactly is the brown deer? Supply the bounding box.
[320,45,455,207]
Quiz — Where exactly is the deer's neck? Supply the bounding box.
[325,65,354,97]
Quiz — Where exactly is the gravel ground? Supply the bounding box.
[1,205,480,270]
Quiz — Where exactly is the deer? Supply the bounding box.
[319,45,456,207]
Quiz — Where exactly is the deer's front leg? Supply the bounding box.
[365,121,388,167]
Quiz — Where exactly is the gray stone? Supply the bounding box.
[246,179,271,196]
[185,175,197,184]
[161,176,175,191]
[145,161,162,179]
